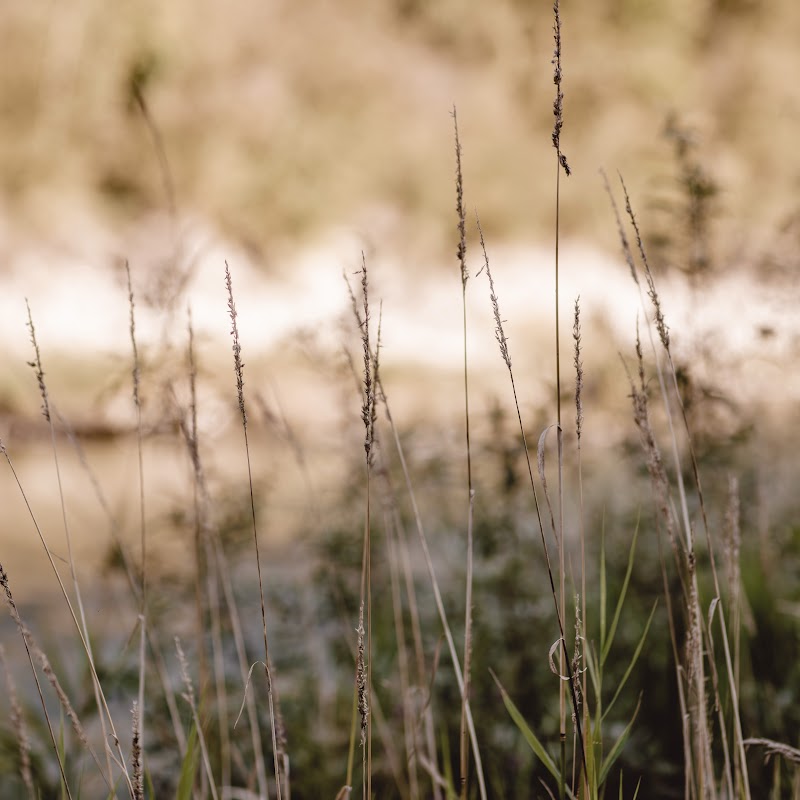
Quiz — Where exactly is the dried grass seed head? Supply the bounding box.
[573,296,583,440]
[0,562,18,617]
[356,603,368,746]
[175,636,196,708]
[125,261,141,410]
[358,256,375,467]
[453,106,468,287]
[225,262,247,426]
[476,214,511,371]
[571,600,584,722]
[32,635,91,749]
[620,175,670,350]
[601,168,639,286]
[551,0,571,176]
[25,301,50,422]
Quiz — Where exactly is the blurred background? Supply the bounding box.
[1,1,799,797]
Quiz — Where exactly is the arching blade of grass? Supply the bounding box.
[615,774,642,800]
[489,669,560,784]
[584,642,600,720]
[176,721,199,800]
[598,694,642,786]
[600,523,607,656]
[602,602,656,723]
[601,518,641,668]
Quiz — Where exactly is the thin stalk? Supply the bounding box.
[391,476,442,800]
[1,441,134,795]
[179,310,267,795]
[383,484,420,800]
[477,217,588,789]
[55,408,187,755]
[375,374,488,800]
[185,309,231,790]
[621,177,748,798]
[176,638,219,800]
[130,77,176,220]
[573,298,587,798]
[225,262,284,799]
[125,263,148,797]
[355,256,376,800]
[17,310,131,794]
[555,158,567,800]
[0,564,74,800]
[212,537,268,796]
[551,3,572,789]
[612,176,715,795]
[25,301,116,792]
[452,105,475,800]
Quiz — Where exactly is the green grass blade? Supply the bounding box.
[598,694,642,786]
[583,714,599,800]
[175,721,199,800]
[585,641,601,712]
[600,522,607,654]
[146,768,156,800]
[602,601,656,722]
[601,516,640,667]
[489,669,560,783]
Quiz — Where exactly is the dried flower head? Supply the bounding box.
[125,262,141,410]
[571,600,584,723]
[453,106,468,287]
[356,603,368,747]
[225,262,247,426]
[620,176,670,350]
[573,297,584,441]
[601,168,639,286]
[358,256,375,467]
[476,214,511,371]
[551,1,571,176]
[25,301,50,422]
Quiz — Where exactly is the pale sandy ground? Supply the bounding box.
[1,212,796,395]
[1,213,798,607]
